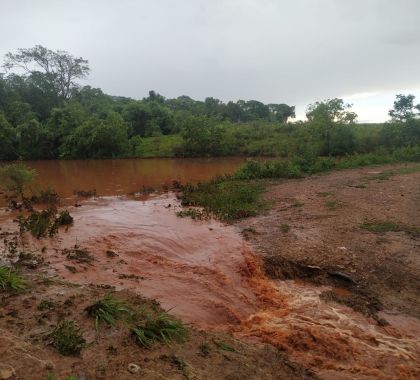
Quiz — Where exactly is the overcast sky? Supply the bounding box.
[1,0,420,122]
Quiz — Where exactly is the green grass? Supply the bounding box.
[0,266,26,291]
[38,299,55,311]
[51,320,85,355]
[177,147,420,223]
[135,135,182,158]
[368,165,420,181]
[325,200,339,211]
[234,146,420,181]
[131,312,187,348]
[360,221,403,233]
[179,177,266,222]
[317,192,333,197]
[212,339,236,352]
[280,224,290,232]
[86,294,131,329]
[360,220,420,236]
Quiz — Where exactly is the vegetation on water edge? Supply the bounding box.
[15,207,73,238]
[179,177,266,222]
[178,146,420,221]
[0,163,36,200]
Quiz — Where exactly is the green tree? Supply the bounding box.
[0,113,17,160]
[180,116,225,156]
[61,113,129,158]
[16,119,54,159]
[3,45,90,103]
[388,94,420,122]
[306,99,357,156]
[268,104,296,123]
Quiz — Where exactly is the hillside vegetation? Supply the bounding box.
[1,46,420,161]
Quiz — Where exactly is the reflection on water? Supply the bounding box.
[23,157,245,199]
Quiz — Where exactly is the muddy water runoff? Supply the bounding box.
[1,159,419,379]
[22,158,245,200]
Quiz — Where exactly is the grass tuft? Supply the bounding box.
[360,221,403,233]
[212,339,236,352]
[280,224,290,233]
[360,220,420,236]
[325,200,339,211]
[38,299,55,311]
[86,294,131,329]
[0,266,26,291]
[131,312,187,348]
[51,320,85,355]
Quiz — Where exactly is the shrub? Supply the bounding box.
[0,163,36,200]
[15,208,73,238]
[51,320,85,355]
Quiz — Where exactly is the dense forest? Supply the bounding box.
[0,45,419,160]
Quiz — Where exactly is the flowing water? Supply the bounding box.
[1,159,419,379]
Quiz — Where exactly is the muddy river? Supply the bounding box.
[22,157,245,200]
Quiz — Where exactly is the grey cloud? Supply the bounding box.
[1,0,419,113]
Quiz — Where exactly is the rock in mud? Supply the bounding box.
[128,363,140,374]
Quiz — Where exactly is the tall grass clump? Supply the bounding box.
[131,312,187,348]
[86,294,131,329]
[0,266,26,291]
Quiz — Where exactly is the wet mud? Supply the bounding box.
[1,188,419,379]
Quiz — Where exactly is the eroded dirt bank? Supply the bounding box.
[1,164,419,379]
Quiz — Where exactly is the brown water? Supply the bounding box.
[1,196,419,379]
[23,157,245,200]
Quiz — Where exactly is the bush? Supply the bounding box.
[51,320,85,355]
[16,208,73,238]
[0,163,36,200]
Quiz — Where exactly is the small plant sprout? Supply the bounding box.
[280,224,290,233]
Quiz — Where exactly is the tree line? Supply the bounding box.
[0,45,419,160]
